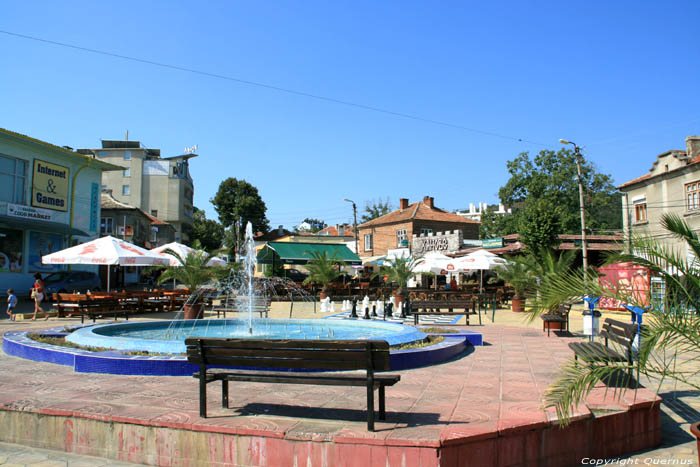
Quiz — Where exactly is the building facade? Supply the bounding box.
[619,135,700,263]
[79,139,196,243]
[454,202,511,222]
[0,128,122,295]
[357,196,480,258]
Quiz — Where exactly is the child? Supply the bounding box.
[6,289,17,321]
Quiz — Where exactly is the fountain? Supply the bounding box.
[64,222,431,354]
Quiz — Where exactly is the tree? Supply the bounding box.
[374,256,421,297]
[532,213,700,423]
[211,178,270,251]
[189,207,224,252]
[494,148,621,239]
[479,208,517,239]
[302,251,342,297]
[360,198,393,223]
[517,198,563,255]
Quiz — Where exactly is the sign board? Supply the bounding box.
[7,203,60,222]
[32,159,69,211]
[482,237,503,249]
[412,230,463,255]
[184,144,198,154]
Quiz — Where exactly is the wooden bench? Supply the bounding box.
[76,298,133,323]
[540,304,572,336]
[52,293,89,317]
[409,300,481,325]
[212,299,271,318]
[185,338,401,431]
[568,318,637,376]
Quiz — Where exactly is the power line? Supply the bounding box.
[0,29,550,147]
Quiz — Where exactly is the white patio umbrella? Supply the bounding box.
[452,249,508,293]
[151,242,227,267]
[413,251,453,274]
[42,236,169,291]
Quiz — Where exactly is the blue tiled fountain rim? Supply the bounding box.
[2,324,482,376]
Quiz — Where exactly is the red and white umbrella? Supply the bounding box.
[42,236,169,291]
[151,242,227,267]
[451,249,508,293]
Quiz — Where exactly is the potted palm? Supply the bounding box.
[534,214,700,463]
[302,250,342,301]
[374,256,421,308]
[493,257,536,312]
[155,250,221,319]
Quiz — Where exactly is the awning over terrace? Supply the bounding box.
[256,242,362,266]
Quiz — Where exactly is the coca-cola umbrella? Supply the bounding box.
[42,236,169,291]
[452,249,508,293]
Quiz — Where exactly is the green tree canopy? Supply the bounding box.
[211,178,270,244]
[188,207,224,252]
[490,148,620,243]
[360,198,393,223]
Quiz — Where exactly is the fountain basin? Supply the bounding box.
[65,318,428,354]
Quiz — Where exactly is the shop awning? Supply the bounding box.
[257,242,361,266]
[0,215,89,237]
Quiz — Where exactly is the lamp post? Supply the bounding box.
[560,139,595,342]
[559,139,588,274]
[344,199,358,255]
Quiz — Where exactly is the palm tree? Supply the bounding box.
[375,256,421,299]
[533,213,700,424]
[156,250,221,291]
[302,250,342,299]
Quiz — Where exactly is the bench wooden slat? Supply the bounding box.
[185,338,390,351]
[195,371,400,387]
[568,318,637,377]
[186,356,388,371]
[186,347,390,363]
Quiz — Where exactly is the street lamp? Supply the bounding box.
[559,139,588,275]
[560,139,595,343]
[344,199,358,255]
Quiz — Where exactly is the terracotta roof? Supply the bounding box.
[101,192,135,210]
[452,241,526,256]
[617,149,700,189]
[358,199,479,228]
[501,233,622,242]
[143,211,170,226]
[317,224,352,236]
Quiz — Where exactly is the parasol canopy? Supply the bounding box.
[151,242,227,267]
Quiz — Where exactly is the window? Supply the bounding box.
[634,200,647,222]
[122,185,130,196]
[420,228,433,235]
[123,168,130,177]
[101,217,113,234]
[0,154,27,204]
[0,228,24,273]
[397,229,407,247]
[124,151,131,161]
[364,233,373,251]
[687,182,700,211]
[151,209,158,218]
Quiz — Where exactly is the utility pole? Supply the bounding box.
[344,199,358,254]
[559,140,588,274]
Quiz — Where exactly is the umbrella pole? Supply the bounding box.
[480,269,483,294]
[107,267,111,293]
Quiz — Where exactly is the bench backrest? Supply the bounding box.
[81,297,121,310]
[601,318,636,348]
[185,338,392,371]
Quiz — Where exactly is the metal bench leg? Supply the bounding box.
[367,382,375,431]
[199,375,207,418]
[378,385,386,420]
[222,379,229,408]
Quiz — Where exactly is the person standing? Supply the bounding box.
[31,273,47,321]
[6,289,17,321]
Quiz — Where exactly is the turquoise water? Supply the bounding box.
[66,318,427,354]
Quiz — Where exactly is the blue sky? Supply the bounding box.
[2,1,699,232]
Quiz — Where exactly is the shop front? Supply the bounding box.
[0,128,122,296]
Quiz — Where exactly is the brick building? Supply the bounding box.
[356,196,480,258]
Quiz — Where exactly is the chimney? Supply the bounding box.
[469,203,475,214]
[687,136,700,160]
[423,196,434,209]
[399,198,409,210]
[277,225,284,236]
